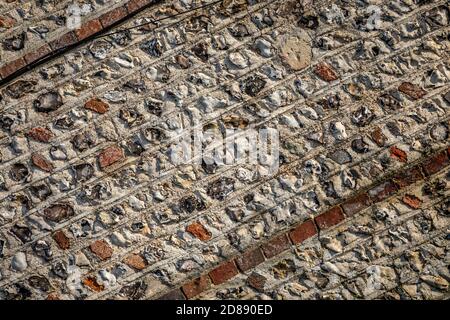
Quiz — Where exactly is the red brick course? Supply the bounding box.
[181,275,211,299]
[340,193,371,216]
[261,234,290,258]
[49,32,77,51]
[315,206,345,230]
[100,6,128,28]
[368,180,398,203]
[235,248,265,272]
[0,58,26,79]
[75,19,103,41]
[126,0,153,13]
[288,220,317,244]
[23,44,52,64]
[208,260,239,285]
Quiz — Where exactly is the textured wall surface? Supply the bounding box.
[0,0,449,300]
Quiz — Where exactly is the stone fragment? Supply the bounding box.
[2,32,26,51]
[5,80,37,99]
[84,98,109,114]
[33,240,53,260]
[11,252,27,271]
[89,240,113,260]
[279,32,311,71]
[314,62,338,81]
[83,276,104,292]
[28,275,51,292]
[123,254,147,270]
[0,15,16,29]
[351,106,375,127]
[390,146,408,163]
[207,177,235,200]
[43,204,75,223]
[398,82,426,100]
[98,145,124,169]
[186,222,212,241]
[29,184,52,200]
[52,230,70,250]
[11,224,32,243]
[10,163,29,181]
[33,92,63,113]
[402,194,422,209]
[328,150,352,164]
[370,126,387,147]
[31,153,54,172]
[27,127,53,143]
[368,180,398,202]
[119,281,147,300]
[71,132,97,152]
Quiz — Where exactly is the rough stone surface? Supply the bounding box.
[0,0,448,301]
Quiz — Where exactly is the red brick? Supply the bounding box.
[368,180,398,202]
[99,6,128,28]
[84,98,109,114]
[157,289,186,300]
[89,240,113,260]
[23,44,52,64]
[0,15,16,29]
[421,150,449,176]
[31,153,54,172]
[315,206,345,230]
[398,82,426,100]
[181,275,211,299]
[123,254,147,270]
[261,234,290,259]
[235,248,265,272]
[392,165,424,189]
[402,194,422,209]
[49,32,77,51]
[0,58,26,79]
[341,193,371,216]
[288,220,317,244]
[98,145,124,169]
[208,260,239,285]
[52,230,70,250]
[390,146,408,163]
[75,19,102,41]
[186,222,212,241]
[83,276,104,292]
[27,127,53,143]
[314,62,338,81]
[126,0,152,13]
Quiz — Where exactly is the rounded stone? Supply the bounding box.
[279,30,312,71]
[11,252,28,271]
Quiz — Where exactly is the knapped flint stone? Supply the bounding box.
[29,184,52,201]
[192,42,209,62]
[298,15,319,29]
[119,280,147,300]
[378,93,402,111]
[33,91,63,113]
[228,23,250,38]
[10,163,29,181]
[145,98,163,116]
[110,30,132,46]
[443,91,450,104]
[73,163,94,181]
[11,252,28,271]
[328,150,353,164]
[28,275,51,292]
[202,159,217,174]
[5,80,37,99]
[71,131,96,152]
[51,261,68,279]
[207,177,235,200]
[0,115,14,131]
[2,32,26,51]
[53,116,74,130]
[180,195,206,213]
[240,75,266,96]
[123,79,147,94]
[11,224,32,243]
[351,106,375,127]
[0,239,4,257]
[351,138,370,153]
[33,240,53,261]
[43,204,74,222]
[140,38,163,57]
